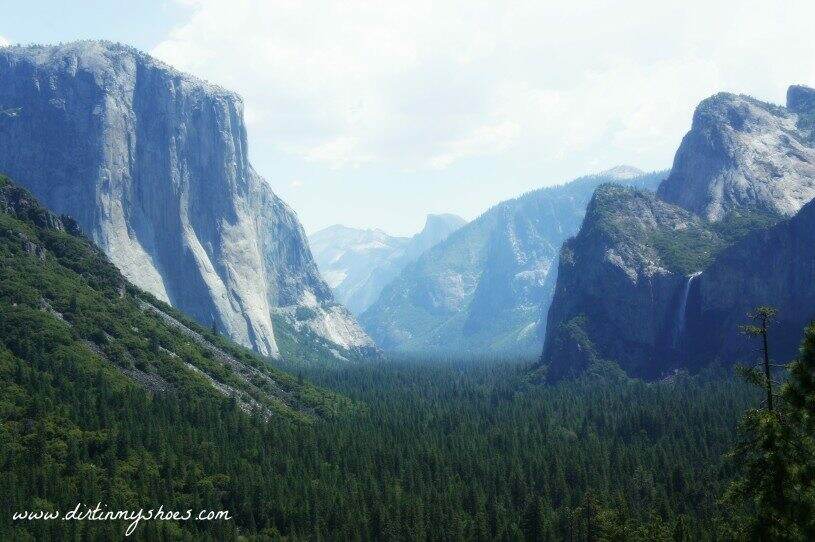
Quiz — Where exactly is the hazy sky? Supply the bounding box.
[3,1,815,235]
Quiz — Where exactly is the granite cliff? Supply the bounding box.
[683,196,815,369]
[541,185,727,379]
[0,41,374,360]
[0,174,348,418]
[658,87,815,221]
[541,85,815,379]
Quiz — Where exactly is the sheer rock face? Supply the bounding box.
[658,88,815,221]
[0,41,374,358]
[687,197,815,368]
[787,85,815,121]
[309,214,465,316]
[541,185,716,379]
[542,86,815,380]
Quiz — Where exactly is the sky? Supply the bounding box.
[2,1,815,236]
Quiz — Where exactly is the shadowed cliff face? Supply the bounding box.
[0,41,374,359]
[541,85,815,380]
[685,197,815,368]
[541,185,718,379]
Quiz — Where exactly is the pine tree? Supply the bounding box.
[739,306,779,411]
[724,311,815,540]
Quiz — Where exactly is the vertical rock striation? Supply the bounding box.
[0,41,374,359]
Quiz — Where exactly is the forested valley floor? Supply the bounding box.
[3,346,759,540]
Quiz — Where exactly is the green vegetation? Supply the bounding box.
[586,185,715,274]
[0,186,349,420]
[722,311,815,540]
[0,177,353,539]
[2,330,759,541]
[271,310,371,366]
[712,210,781,245]
[650,226,723,276]
[277,359,756,540]
[651,210,780,275]
[0,176,810,540]
[588,184,780,276]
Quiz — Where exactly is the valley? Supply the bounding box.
[1,34,814,541]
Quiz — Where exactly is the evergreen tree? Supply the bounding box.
[739,306,779,411]
[724,311,815,540]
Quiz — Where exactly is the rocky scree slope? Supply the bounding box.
[0,41,374,361]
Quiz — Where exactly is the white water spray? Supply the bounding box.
[673,271,702,347]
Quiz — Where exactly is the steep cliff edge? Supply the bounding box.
[541,185,722,379]
[542,85,815,380]
[684,196,815,369]
[0,41,374,360]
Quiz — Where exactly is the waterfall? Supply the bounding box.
[673,271,702,347]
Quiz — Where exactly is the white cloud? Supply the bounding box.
[290,179,304,188]
[429,121,520,170]
[153,0,815,174]
[302,136,374,169]
[0,35,10,47]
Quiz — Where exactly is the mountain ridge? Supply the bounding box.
[309,213,465,315]
[0,173,349,418]
[361,168,667,356]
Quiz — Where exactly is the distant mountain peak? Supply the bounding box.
[419,213,466,236]
[309,214,464,315]
[313,223,394,238]
[360,169,667,356]
[598,165,645,180]
[425,212,466,222]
